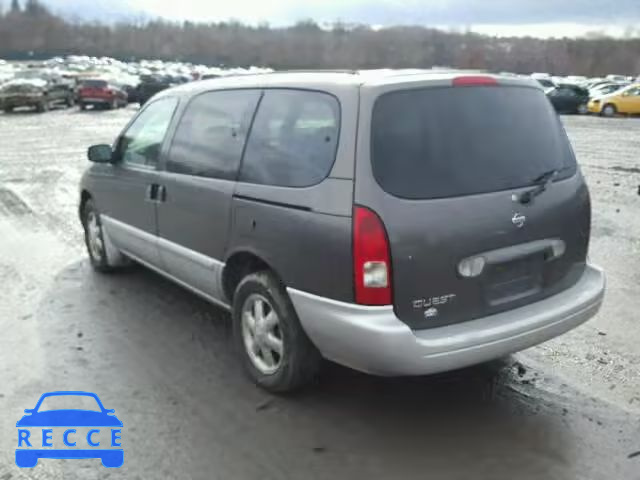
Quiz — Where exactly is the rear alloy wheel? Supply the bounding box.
[233,271,321,393]
[602,104,617,117]
[242,293,284,375]
[110,99,117,110]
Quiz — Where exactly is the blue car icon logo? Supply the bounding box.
[16,391,123,468]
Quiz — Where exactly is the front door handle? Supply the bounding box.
[145,184,166,203]
[145,184,157,202]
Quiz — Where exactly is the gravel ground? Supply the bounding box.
[0,106,638,479]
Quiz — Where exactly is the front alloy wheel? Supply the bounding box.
[602,104,616,117]
[86,210,104,262]
[82,199,117,273]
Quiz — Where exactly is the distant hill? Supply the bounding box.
[1,1,639,75]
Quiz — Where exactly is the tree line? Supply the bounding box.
[1,0,639,76]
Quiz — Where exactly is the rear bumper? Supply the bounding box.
[79,97,113,104]
[289,265,605,376]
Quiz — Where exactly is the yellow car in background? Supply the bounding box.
[588,84,640,116]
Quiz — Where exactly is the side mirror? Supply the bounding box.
[105,409,115,415]
[88,144,113,163]
[24,409,34,414]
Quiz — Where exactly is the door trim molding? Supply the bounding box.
[123,250,231,311]
[101,215,156,244]
[156,235,225,269]
[101,215,230,311]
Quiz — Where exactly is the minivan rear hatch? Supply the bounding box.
[358,79,590,330]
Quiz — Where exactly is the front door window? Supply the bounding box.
[117,98,178,168]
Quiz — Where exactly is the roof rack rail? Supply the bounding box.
[256,69,359,75]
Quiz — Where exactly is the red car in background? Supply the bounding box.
[77,79,128,110]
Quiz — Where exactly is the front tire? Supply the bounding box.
[233,271,321,393]
[601,104,617,117]
[82,199,116,273]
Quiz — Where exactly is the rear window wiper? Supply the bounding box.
[518,169,560,204]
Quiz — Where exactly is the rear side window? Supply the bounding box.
[240,89,340,188]
[371,86,577,200]
[167,89,260,180]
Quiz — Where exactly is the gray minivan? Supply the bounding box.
[79,70,605,392]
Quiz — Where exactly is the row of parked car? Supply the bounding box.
[535,74,640,116]
[1,57,638,117]
[0,73,187,113]
[0,56,274,114]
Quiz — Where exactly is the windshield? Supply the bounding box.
[618,84,640,95]
[37,394,102,412]
[81,80,108,88]
[371,86,577,200]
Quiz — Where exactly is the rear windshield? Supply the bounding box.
[81,80,108,88]
[371,86,577,200]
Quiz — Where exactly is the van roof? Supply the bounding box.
[159,69,540,98]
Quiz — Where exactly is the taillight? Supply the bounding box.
[452,76,498,87]
[353,206,392,305]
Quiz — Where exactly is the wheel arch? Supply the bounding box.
[222,249,286,303]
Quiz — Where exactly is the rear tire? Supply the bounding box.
[110,99,117,110]
[79,102,86,111]
[3,106,13,113]
[233,271,322,393]
[36,101,48,113]
[601,104,617,117]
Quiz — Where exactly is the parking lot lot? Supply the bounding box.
[0,107,638,479]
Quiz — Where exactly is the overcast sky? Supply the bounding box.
[40,0,640,38]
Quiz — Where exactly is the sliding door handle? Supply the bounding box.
[158,185,167,203]
[145,184,157,202]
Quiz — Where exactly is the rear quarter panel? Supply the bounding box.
[229,194,354,301]
[225,82,360,302]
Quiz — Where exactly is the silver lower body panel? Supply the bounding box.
[288,265,605,376]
